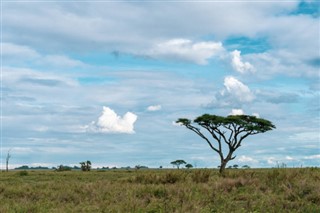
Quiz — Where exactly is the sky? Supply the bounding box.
[1,0,319,169]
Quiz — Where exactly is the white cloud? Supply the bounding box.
[4,2,317,77]
[2,66,78,87]
[149,39,224,65]
[304,155,320,160]
[285,156,294,161]
[2,2,299,53]
[147,105,162,111]
[206,76,255,108]
[290,132,320,142]
[87,106,137,134]
[246,49,319,78]
[42,55,85,67]
[231,50,255,74]
[2,42,85,68]
[2,42,40,59]
[229,109,244,116]
[3,3,317,78]
[267,157,276,165]
[224,76,255,103]
[238,155,258,163]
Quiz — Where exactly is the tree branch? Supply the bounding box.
[212,128,229,145]
[185,124,220,154]
[234,131,254,149]
[200,125,223,155]
[223,124,235,145]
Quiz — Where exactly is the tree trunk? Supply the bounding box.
[219,160,228,174]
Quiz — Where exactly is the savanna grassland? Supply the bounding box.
[0,168,319,213]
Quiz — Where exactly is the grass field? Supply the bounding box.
[0,168,319,212]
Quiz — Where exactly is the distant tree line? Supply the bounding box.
[14,165,52,170]
[222,164,251,169]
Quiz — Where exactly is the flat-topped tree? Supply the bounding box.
[177,114,275,174]
[170,160,187,169]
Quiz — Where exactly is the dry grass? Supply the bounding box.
[0,168,319,212]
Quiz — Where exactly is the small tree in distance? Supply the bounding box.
[177,114,275,174]
[6,149,12,172]
[185,163,193,169]
[170,160,186,169]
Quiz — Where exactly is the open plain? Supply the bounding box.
[0,168,319,212]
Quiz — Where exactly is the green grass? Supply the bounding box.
[0,168,319,212]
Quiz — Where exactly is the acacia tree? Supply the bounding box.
[177,114,275,173]
[170,160,186,169]
[185,163,193,169]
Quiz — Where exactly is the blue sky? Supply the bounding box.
[1,0,319,169]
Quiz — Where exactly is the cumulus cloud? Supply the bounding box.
[206,76,255,108]
[231,50,255,73]
[229,109,244,115]
[87,106,137,134]
[149,39,224,65]
[147,105,162,111]
[224,76,255,102]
